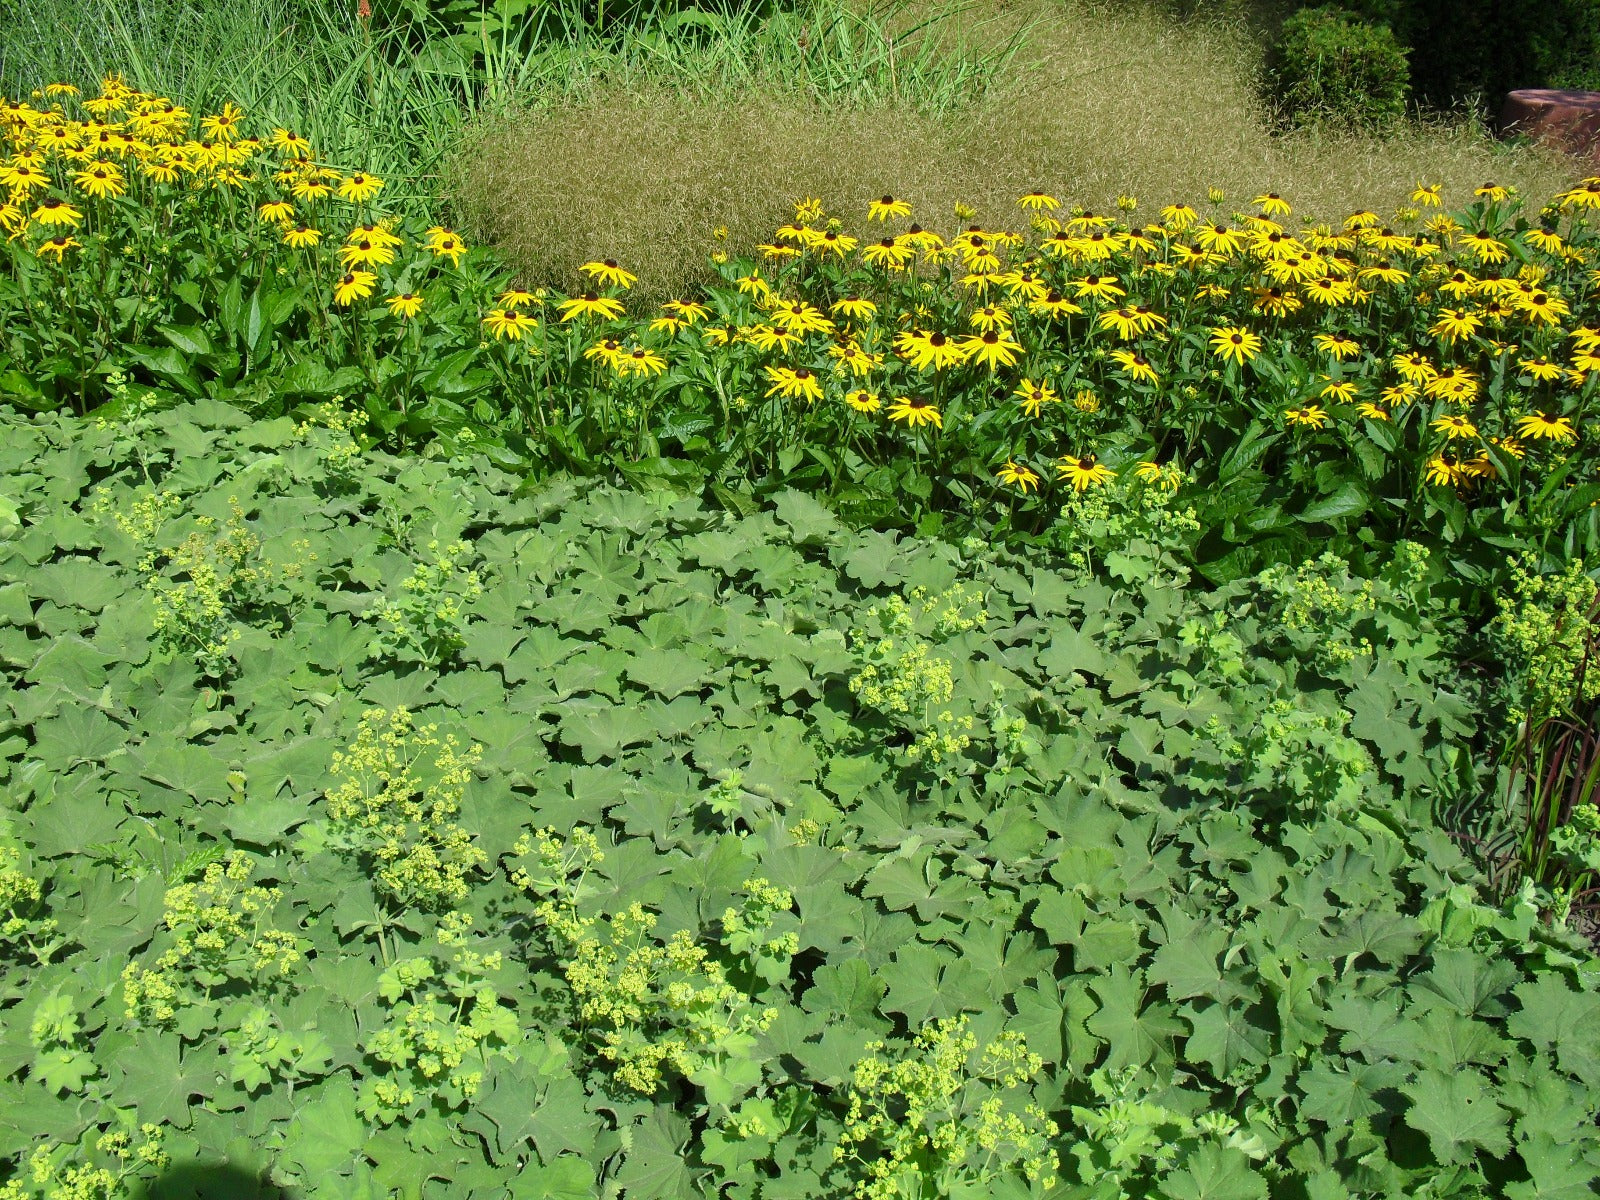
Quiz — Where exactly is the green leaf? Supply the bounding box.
[1162,1143,1269,1200]
[1402,1068,1511,1166]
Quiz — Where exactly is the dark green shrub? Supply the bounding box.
[1269,4,1411,128]
[1333,0,1600,113]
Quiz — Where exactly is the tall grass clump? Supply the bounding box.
[452,0,1578,299]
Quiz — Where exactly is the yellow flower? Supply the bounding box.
[894,329,966,373]
[885,395,942,429]
[1516,411,1576,442]
[862,237,914,269]
[618,346,666,376]
[1253,191,1292,217]
[258,200,294,224]
[844,389,881,413]
[771,300,833,335]
[557,292,625,322]
[1209,325,1262,366]
[1056,454,1114,492]
[1072,389,1099,413]
[72,160,124,199]
[336,172,384,203]
[763,365,824,403]
[386,292,424,319]
[1356,402,1390,421]
[283,225,321,249]
[1312,332,1360,360]
[1474,181,1511,202]
[1431,413,1478,440]
[340,236,397,268]
[1109,349,1159,384]
[831,295,877,321]
[32,196,84,228]
[959,329,1023,370]
[1411,182,1442,207]
[426,229,467,266]
[1284,405,1330,429]
[1424,454,1466,487]
[996,460,1041,492]
[1319,379,1357,403]
[1013,378,1058,417]
[579,259,637,289]
[1017,191,1060,211]
[269,128,312,158]
[500,289,538,308]
[199,101,245,144]
[333,270,376,306]
[36,234,79,261]
[868,195,912,221]
[584,338,625,368]
[483,308,538,340]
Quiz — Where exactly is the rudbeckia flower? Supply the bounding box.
[1474,182,1511,202]
[1210,325,1262,365]
[1017,191,1060,211]
[557,292,625,322]
[483,308,538,339]
[283,225,321,248]
[258,200,294,224]
[1428,308,1482,344]
[1516,411,1576,442]
[868,195,912,221]
[1431,413,1478,440]
[332,270,376,306]
[1356,402,1390,421]
[340,237,397,268]
[269,128,311,158]
[1013,379,1058,417]
[1283,405,1330,429]
[995,460,1041,492]
[35,234,79,261]
[1411,182,1442,207]
[844,389,881,413]
[771,301,833,335]
[32,196,83,227]
[763,365,823,403]
[1424,454,1466,486]
[579,259,637,289]
[885,395,942,429]
[426,229,467,266]
[831,295,877,321]
[1312,332,1360,360]
[619,346,666,377]
[862,238,913,269]
[1109,350,1158,384]
[386,292,424,319]
[1072,274,1124,302]
[1056,454,1114,492]
[199,101,245,143]
[960,330,1023,370]
[1253,192,1292,217]
[336,172,384,203]
[894,330,965,372]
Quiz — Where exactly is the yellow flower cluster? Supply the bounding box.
[121,851,301,1027]
[324,707,486,910]
[834,1016,1058,1199]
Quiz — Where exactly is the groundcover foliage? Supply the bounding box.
[0,402,1597,1198]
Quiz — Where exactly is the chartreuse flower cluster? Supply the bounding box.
[513,826,793,1098]
[1256,550,1380,669]
[1490,555,1600,725]
[323,707,485,912]
[848,583,988,766]
[832,1016,1058,1200]
[0,1122,168,1200]
[364,539,484,667]
[121,851,302,1029]
[0,842,61,965]
[357,913,518,1125]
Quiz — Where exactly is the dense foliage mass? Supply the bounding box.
[1,72,1599,1200]
[2,81,1599,593]
[0,404,1596,1199]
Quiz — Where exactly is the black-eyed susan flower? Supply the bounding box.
[1431,413,1478,440]
[349,222,403,250]
[996,460,1041,492]
[1517,290,1570,326]
[1072,274,1124,302]
[269,128,311,158]
[333,270,376,306]
[1254,191,1292,217]
[619,346,666,377]
[1319,379,1358,404]
[885,395,942,429]
[558,292,625,322]
[1304,276,1355,305]
[426,229,467,266]
[1356,402,1390,421]
[1428,308,1482,345]
[868,195,912,221]
[1056,453,1114,492]
[258,199,294,224]
[283,225,321,248]
[1381,382,1419,407]
[1459,229,1510,264]
[1196,222,1246,255]
[290,175,332,202]
[1359,260,1408,286]
[1158,203,1199,231]
[1284,405,1330,429]
[1013,379,1058,417]
[662,298,708,323]
[1028,290,1083,320]
[32,196,83,227]
[336,172,383,203]
[482,308,537,339]
[35,234,79,261]
[1516,411,1577,442]
[1425,366,1480,403]
[584,339,624,368]
[830,295,877,322]
[894,330,966,372]
[1312,332,1360,360]
[1474,181,1511,202]
[862,237,913,269]
[1210,325,1262,366]
[960,329,1023,370]
[1424,454,1466,487]
[1018,191,1060,211]
[1109,349,1159,384]
[579,259,636,289]
[340,237,396,268]
[386,292,424,319]
[200,101,245,143]
[1251,286,1302,318]
[827,342,880,378]
[1519,356,1563,382]
[805,227,857,259]
[844,389,881,413]
[771,301,833,335]
[763,365,823,403]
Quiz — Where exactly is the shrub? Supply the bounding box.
[1269,4,1411,128]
